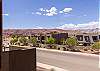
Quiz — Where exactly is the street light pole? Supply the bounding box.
[0,0,2,69]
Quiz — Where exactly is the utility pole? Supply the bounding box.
[0,0,2,69]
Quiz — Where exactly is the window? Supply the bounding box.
[84,36,90,42]
[76,35,83,41]
[92,36,98,42]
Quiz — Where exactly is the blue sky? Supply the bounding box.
[3,0,99,29]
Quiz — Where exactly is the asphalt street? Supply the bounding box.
[37,49,100,71]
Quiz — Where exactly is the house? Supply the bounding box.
[75,32,99,46]
[52,33,68,44]
[2,29,100,46]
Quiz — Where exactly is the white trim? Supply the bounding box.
[37,62,68,71]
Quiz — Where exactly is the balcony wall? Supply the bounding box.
[1,48,36,71]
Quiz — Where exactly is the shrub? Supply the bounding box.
[19,36,28,45]
[11,34,18,38]
[46,37,55,44]
[10,37,18,45]
[60,38,66,45]
[29,37,37,46]
[50,68,55,71]
[66,37,78,48]
[92,41,100,49]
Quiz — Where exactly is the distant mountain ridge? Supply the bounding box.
[3,28,99,36]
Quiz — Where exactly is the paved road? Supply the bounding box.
[37,49,100,71]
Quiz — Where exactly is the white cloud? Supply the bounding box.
[38,7,58,16]
[36,12,42,15]
[3,14,9,16]
[43,14,46,15]
[49,7,57,13]
[46,9,50,12]
[40,8,43,11]
[57,21,99,30]
[45,7,58,16]
[39,8,45,11]
[46,13,53,16]
[37,7,72,16]
[35,27,44,29]
[59,8,72,14]
[57,24,76,30]
[63,8,72,13]
[59,11,63,13]
[77,21,99,29]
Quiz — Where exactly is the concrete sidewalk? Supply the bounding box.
[37,48,99,71]
[36,48,99,57]
[37,62,68,71]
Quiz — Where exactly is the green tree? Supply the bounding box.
[19,36,28,45]
[50,31,58,34]
[11,34,17,38]
[92,41,100,49]
[46,37,55,44]
[10,39,14,45]
[66,37,78,47]
[10,37,18,45]
[29,37,37,46]
[60,38,66,45]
